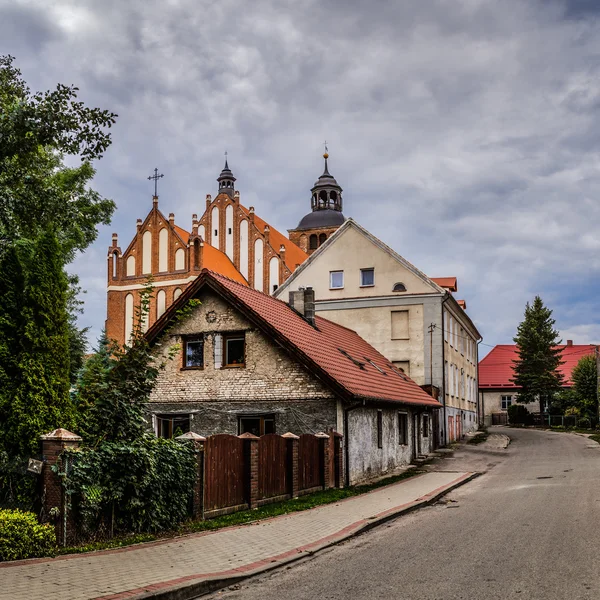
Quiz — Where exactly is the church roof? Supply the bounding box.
[203,244,248,285]
[295,209,346,231]
[147,269,441,409]
[240,205,308,271]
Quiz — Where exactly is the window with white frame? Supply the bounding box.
[330,270,344,289]
[501,395,513,410]
[360,268,375,287]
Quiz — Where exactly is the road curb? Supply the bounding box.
[106,472,480,600]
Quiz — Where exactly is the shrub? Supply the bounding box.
[0,509,56,561]
[578,417,591,429]
[507,404,531,425]
[60,436,196,540]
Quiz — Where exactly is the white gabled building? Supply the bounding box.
[274,218,482,445]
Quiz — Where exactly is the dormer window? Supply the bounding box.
[393,282,407,292]
[360,268,375,287]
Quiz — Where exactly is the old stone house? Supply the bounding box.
[145,269,441,485]
[274,218,482,446]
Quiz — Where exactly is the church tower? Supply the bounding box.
[288,151,345,255]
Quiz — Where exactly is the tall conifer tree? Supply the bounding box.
[512,296,564,414]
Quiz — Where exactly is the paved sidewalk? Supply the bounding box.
[0,471,477,600]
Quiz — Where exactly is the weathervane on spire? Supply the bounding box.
[323,140,329,159]
[148,168,164,199]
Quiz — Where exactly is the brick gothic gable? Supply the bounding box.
[106,191,309,346]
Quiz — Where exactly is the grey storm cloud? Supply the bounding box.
[1,0,600,351]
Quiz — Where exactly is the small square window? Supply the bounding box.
[239,414,275,436]
[398,413,408,445]
[224,333,245,367]
[360,268,375,287]
[184,337,204,368]
[157,414,191,439]
[330,270,344,289]
[422,414,429,437]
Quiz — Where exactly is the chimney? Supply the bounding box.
[567,340,573,347]
[289,287,315,325]
[169,213,175,226]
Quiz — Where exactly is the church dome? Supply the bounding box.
[295,208,346,230]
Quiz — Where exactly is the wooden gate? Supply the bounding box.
[298,434,321,492]
[204,434,247,513]
[258,434,289,500]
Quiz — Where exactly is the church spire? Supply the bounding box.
[311,149,342,213]
[217,153,236,199]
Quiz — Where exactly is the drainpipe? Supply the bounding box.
[441,293,450,446]
[343,402,362,488]
[477,338,483,428]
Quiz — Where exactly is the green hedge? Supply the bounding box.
[0,509,57,561]
[61,436,196,540]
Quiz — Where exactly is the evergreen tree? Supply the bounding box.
[512,296,564,413]
[4,231,76,459]
[571,354,598,418]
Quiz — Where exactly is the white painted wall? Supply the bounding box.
[269,256,279,294]
[239,219,249,280]
[175,248,185,270]
[125,293,134,345]
[211,206,219,247]
[225,204,234,260]
[157,289,166,318]
[142,231,152,274]
[158,228,168,272]
[254,238,263,292]
[126,255,136,276]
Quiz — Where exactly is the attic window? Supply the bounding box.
[393,282,407,292]
[338,348,366,370]
[365,358,387,375]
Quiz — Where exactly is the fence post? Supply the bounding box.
[282,432,299,498]
[40,428,82,546]
[315,432,330,489]
[176,432,206,520]
[239,433,259,509]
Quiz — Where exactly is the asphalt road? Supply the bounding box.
[206,428,600,600]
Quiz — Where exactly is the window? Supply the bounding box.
[184,336,204,368]
[501,395,513,410]
[393,282,406,292]
[330,270,344,289]
[239,414,275,436]
[156,414,190,439]
[224,332,245,367]
[393,361,410,377]
[319,233,327,245]
[360,268,375,287]
[391,310,409,339]
[309,234,318,250]
[398,413,408,445]
[422,414,429,437]
[377,411,383,449]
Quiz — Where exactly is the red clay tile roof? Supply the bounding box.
[148,270,441,408]
[240,206,308,272]
[457,300,466,309]
[202,245,248,285]
[431,277,457,291]
[479,344,597,389]
[173,225,190,242]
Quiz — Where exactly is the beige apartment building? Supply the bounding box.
[274,219,482,445]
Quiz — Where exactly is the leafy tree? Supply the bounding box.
[512,296,564,413]
[571,354,598,418]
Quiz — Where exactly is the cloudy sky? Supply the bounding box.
[2,0,600,354]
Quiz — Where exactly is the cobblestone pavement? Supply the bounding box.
[0,471,474,600]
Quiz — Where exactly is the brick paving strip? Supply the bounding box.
[0,471,478,600]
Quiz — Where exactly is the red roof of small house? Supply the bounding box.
[431,277,457,292]
[479,343,597,389]
[457,300,466,309]
[147,270,441,408]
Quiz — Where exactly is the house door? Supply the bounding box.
[413,413,421,457]
[448,416,454,442]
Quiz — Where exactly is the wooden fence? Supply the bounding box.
[184,431,344,519]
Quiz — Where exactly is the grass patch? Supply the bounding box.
[588,434,600,445]
[58,468,421,556]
